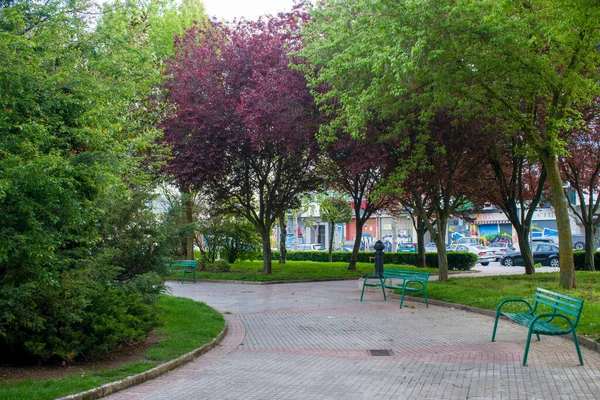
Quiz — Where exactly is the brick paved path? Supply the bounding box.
[106,280,600,400]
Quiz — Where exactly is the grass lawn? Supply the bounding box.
[426,271,600,340]
[171,260,442,282]
[0,296,225,400]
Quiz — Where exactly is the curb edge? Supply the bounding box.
[58,323,229,400]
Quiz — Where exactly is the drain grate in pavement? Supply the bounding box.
[368,349,394,356]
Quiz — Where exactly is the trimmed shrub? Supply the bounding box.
[266,251,476,270]
[573,251,600,271]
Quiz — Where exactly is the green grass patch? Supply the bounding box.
[172,260,440,282]
[145,296,225,362]
[425,271,600,340]
[0,362,154,400]
[0,295,225,400]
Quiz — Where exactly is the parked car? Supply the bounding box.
[487,242,514,261]
[424,242,438,253]
[297,244,325,251]
[446,244,469,252]
[471,245,497,265]
[500,243,560,268]
[532,236,558,245]
[448,244,495,266]
[572,234,600,251]
[456,237,479,246]
[333,246,352,252]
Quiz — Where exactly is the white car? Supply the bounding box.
[297,244,325,251]
[487,242,514,261]
[470,245,497,266]
[425,243,438,253]
[448,244,496,266]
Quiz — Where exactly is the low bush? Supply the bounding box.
[573,251,600,271]
[267,251,476,270]
[212,259,231,272]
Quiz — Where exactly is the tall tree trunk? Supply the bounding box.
[348,219,365,270]
[584,223,596,271]
[391,218,398,252]
[183,188,195,260]
[261,231,273,274]
[434,219,449,281]
[328,222,334,262]
[279,211,287,265]
[515,227,535,274]
[293,211,299,250]
[416,217,427,268]
[540,153,575,288]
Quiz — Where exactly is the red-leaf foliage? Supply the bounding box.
[321,129,397,268]
[160,11,321,223]
[560,101,600,268]
[400,111,489,242]
[561,103,600,206]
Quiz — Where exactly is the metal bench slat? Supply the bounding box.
[536,287,584,304]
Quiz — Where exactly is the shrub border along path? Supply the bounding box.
[58,325,228,400]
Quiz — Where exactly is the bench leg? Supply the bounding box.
[572,330,584,366]
[181,268,186,284]
[360,280,367,301]
[360,278,386,301]
[399,290,405,308]
[192,267,196,283]
[491,313,500,342]
[522,328,535,366]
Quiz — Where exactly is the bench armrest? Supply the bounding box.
[496,298,533,315]
[531,313,576,331]
[402,277,427,286]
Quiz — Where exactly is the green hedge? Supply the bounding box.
[268,251,477,271]
[573,251,600,271]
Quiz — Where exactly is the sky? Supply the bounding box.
[202,0,297,21]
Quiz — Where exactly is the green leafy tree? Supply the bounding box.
[0,0,198,362]
[301,0,600,287]
[220,216,262,264]
[414,0,600,288]
[320,196,353,262]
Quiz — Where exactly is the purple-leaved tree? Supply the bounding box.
[161,10,321,274]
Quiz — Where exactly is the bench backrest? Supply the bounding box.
[384,268,429,281]
[170,260,197,267]
[533,287,584,327]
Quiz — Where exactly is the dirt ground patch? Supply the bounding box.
[0,333,165,383]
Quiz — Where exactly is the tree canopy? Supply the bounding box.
[301,0,600,287]
[162,10,322,274]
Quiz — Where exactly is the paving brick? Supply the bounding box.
[104,281,600,400]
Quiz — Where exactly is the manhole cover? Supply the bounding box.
[368,349,394,356]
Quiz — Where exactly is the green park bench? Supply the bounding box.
[360,268,430,308]
[166,260,197,284]
[492,287,584,366]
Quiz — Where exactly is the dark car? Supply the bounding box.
[572,234,600,251]
[500,243,560,268]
